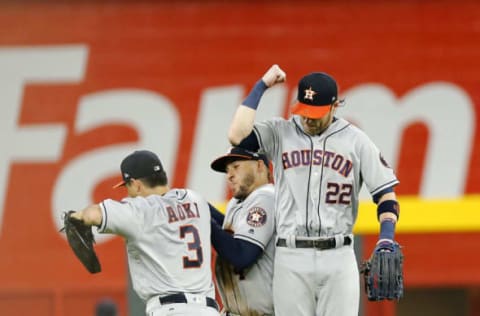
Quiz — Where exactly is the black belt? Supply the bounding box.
[226,313,272,316]
[159,293,219,311]
[276,236,352,249]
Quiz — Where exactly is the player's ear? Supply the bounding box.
[256,159,264,170]
[256,159,268,176]
[130,178,142,194]
[330,101,340,115]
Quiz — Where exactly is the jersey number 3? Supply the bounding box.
[180,225,203,268]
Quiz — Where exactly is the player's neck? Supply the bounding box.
[141,185,169,197]
[248,179,269,195]
[155,185,170,196]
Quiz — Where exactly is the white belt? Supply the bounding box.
[147,292,218,311]
[224,312,273,316]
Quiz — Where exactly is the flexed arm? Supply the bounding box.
[228,64,286,145]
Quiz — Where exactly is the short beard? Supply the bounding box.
[233,172,255,200]
[304,121,329,136]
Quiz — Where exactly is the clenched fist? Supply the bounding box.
[262,64,286,87]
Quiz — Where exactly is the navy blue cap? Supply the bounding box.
[292,72,338,118]
[211,147,269,173]
[113,150,164,188]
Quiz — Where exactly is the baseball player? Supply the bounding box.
[209,146,276,316]
[68,150,220,316]
[227,65,401,316]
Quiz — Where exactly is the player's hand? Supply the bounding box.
[69,211,83,221]
[262,64,286,87]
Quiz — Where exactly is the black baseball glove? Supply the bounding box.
[360,241,404,301]
[61,210,101,273]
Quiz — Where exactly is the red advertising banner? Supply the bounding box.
[0,1,479,315]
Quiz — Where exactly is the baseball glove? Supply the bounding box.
[61,210,101,273]
[360,241,404,301]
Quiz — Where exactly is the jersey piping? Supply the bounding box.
[317,122,352,237]
[293,117,353,237]
[99,201,108,232]
[371,179,400,195]
[293,118,315,236]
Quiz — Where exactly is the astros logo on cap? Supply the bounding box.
[292,72,339,119]
[304,87,316,101]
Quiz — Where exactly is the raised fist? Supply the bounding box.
[262,64,286,87]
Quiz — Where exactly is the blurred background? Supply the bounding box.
[1,0,479,315]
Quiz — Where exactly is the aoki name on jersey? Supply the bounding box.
[282,149,353,177]
[166,203,200,223]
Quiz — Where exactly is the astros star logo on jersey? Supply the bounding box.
[304,87,317,101]
[246,207,267,227]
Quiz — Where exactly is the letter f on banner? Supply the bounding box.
[0,45,88,236]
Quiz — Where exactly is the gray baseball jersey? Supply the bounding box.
[98,188,215,303]
[215,183,275,315]
[254,116,399,238]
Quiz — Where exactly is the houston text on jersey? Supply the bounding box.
[282,149,353,177]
